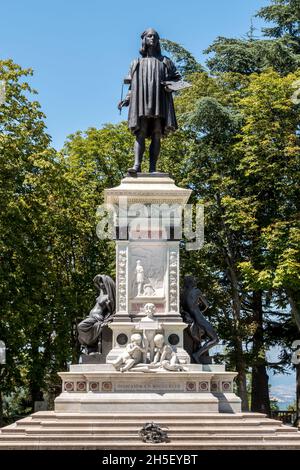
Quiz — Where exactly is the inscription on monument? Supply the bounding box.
[115,382,184,392]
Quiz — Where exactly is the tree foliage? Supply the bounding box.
[160,39,204,77]
[206,0,300,75]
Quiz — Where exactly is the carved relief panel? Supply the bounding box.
[129,244,166,299]
[128,244,167,314]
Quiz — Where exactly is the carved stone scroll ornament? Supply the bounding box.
[118,249,127,311]
[169,250,178,312]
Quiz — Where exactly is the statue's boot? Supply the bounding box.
[128,153,142,174]
[149,132,161,173]
[193,336,218,362]
[128,165,141,175]
[149,152,158,173]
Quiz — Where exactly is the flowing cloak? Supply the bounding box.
[77,275,116,347]
[126,55,180,137]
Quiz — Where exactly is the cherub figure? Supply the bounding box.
[112,333,145,372]
[150,333,185,371]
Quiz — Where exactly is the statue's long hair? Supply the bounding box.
[139,28,162,57]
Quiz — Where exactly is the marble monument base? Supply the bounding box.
[55,363,241,414]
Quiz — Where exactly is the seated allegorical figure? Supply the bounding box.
[180,275,218,363]
[77,274,116,355]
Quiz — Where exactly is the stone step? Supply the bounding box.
[3,422,297,434]
[1,436,300,449]
[11,419,285,429]
[2,425,297,435]
[30,411,266,420]
[1,411,300,449]
[7,420,293,432]
[1,441,300,450]
[1,431,300,442]
[15,415,281,426]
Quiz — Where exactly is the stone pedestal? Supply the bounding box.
[54,173,242,414]
[55,364,241,413]
[104,174,192,365]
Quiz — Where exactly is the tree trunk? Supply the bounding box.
[29,382,44,413]
[29,344,44,412]
[234,340,249,411]
[251,290,270,414]
[226,256,249,411]
[287,290,300,334]
[251,363,270,414]
[296,364,300,427]
[216,194,249,410]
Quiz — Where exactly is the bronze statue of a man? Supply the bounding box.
[118,28,181,174]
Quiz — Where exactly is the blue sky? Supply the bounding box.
[1,0,269,150]
[1,0,296,406]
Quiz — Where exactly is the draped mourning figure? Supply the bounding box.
[118,28,181,174]
[77,275,116,355]
[181,276,218,363]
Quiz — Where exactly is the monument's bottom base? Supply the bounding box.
[54,363,241,413]
[1,411,300,449]
[3,362,299,449]
[54,392,240,414]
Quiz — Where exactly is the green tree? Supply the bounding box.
[234,69,300,413]
[206,0,300,75]
[205,36,300,75]
[160,39,204,77]
[257,0,300,51]
[0,59,133,421]
[0,59,51,421]
[164,70,252,410]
